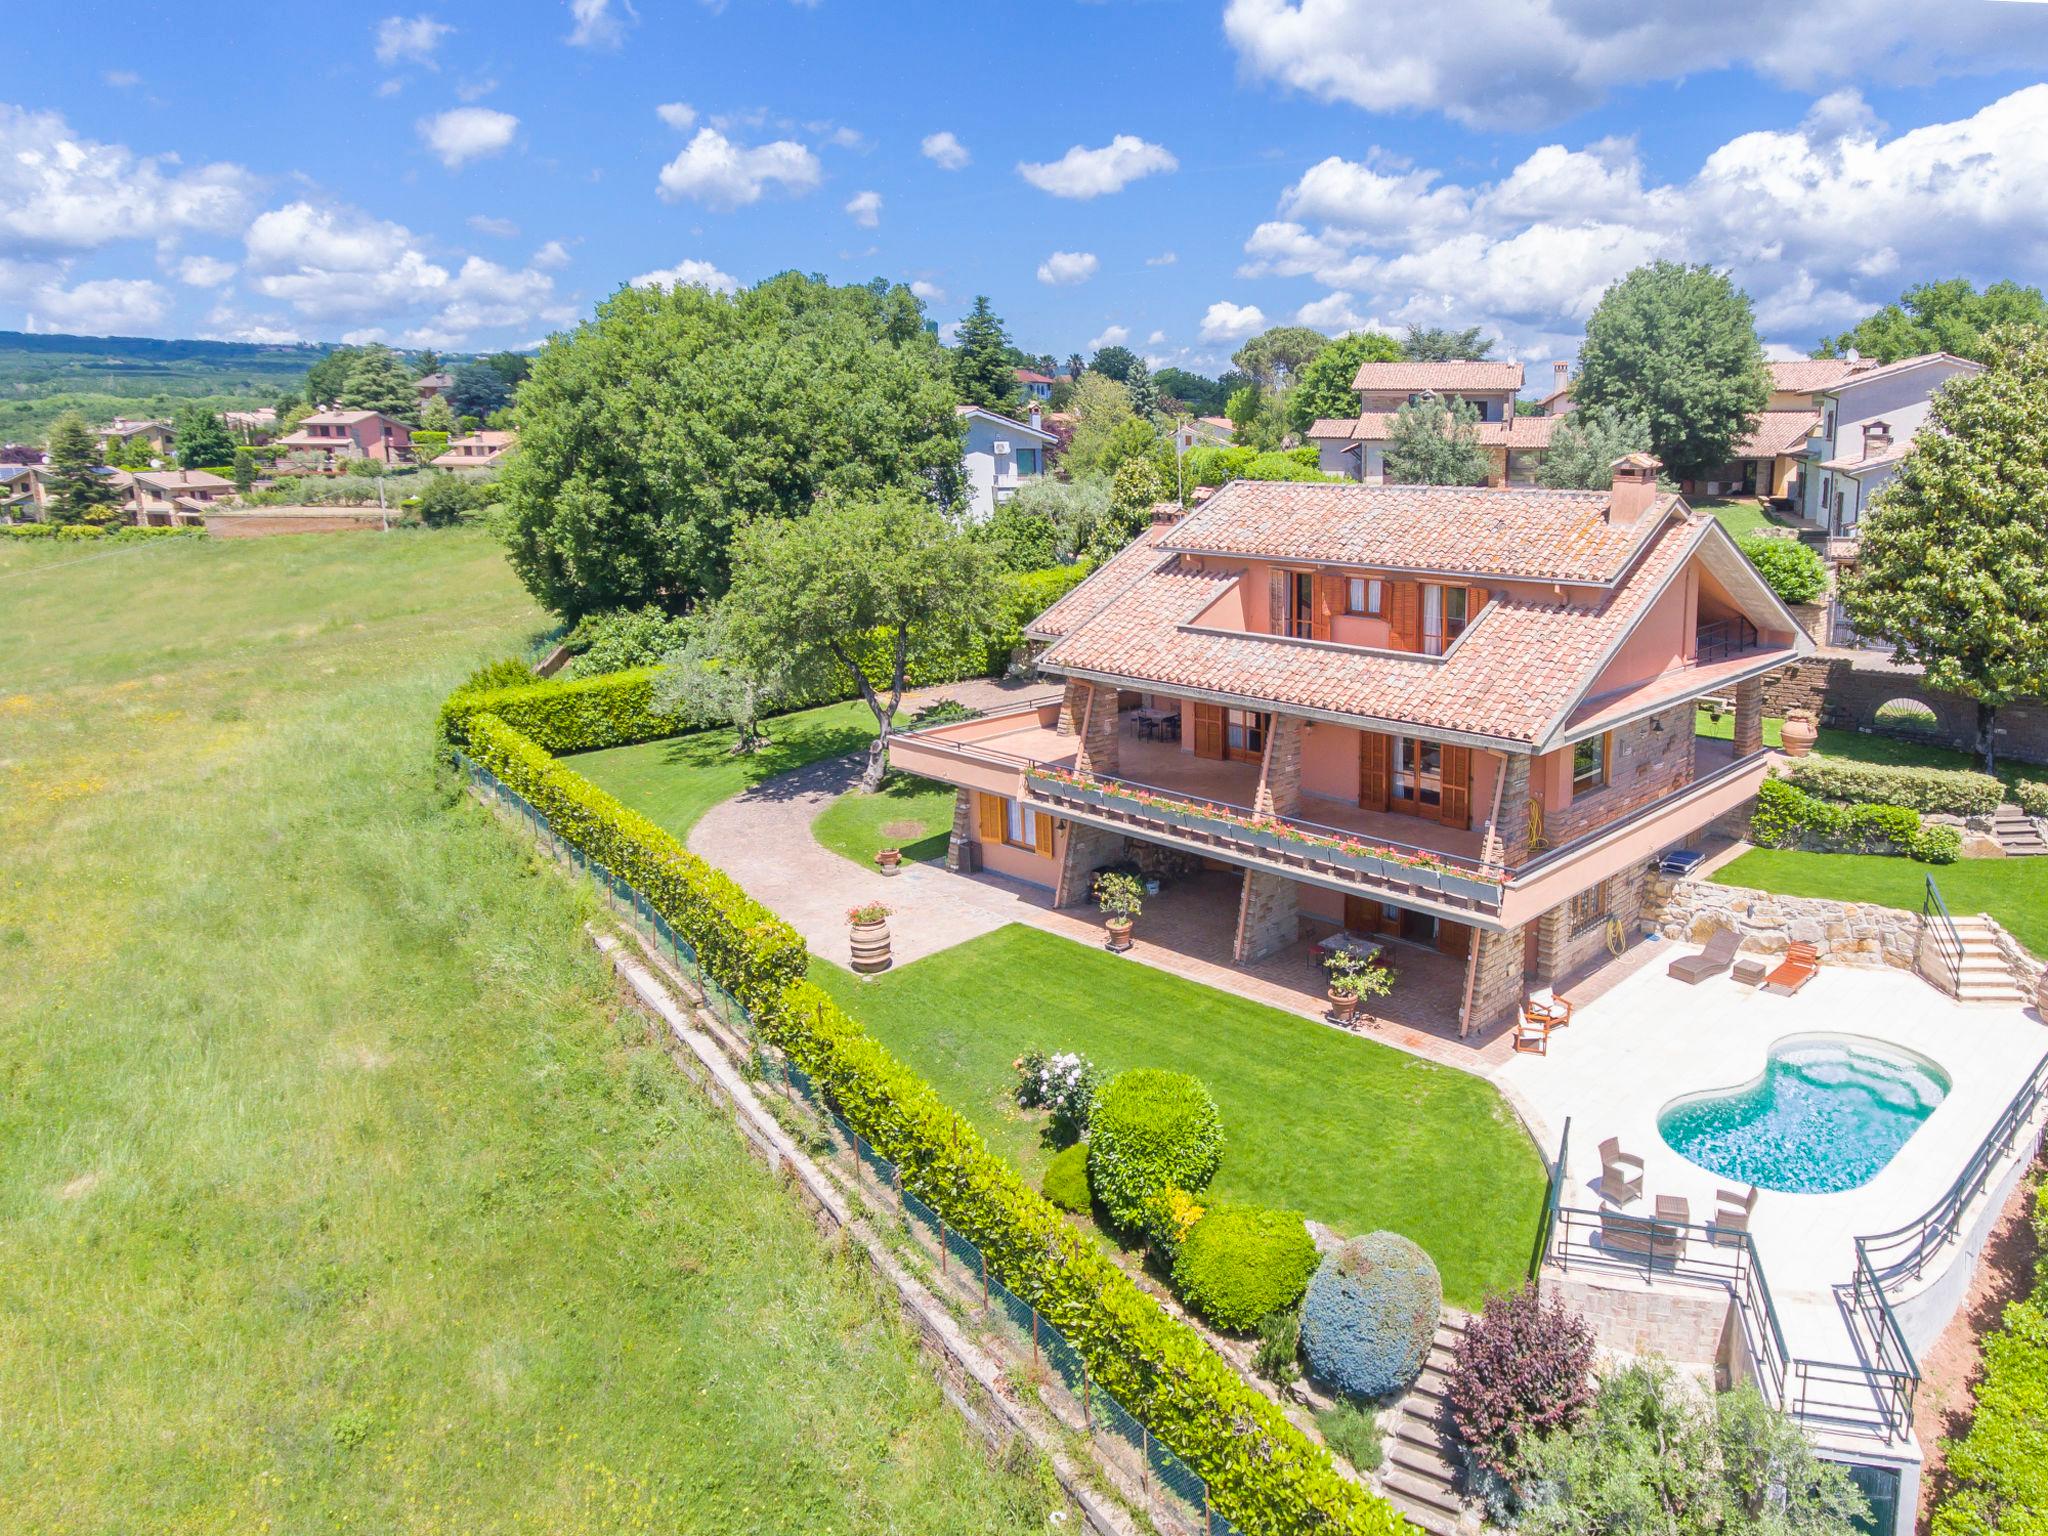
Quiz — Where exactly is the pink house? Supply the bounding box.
[891,459,1811,1035]
[275,410,413,468]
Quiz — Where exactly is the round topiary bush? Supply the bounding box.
[1300,1231,1442,1402]
[1042,1141,1091,1213]
[1087,1069,1224,1240]
[1171,1203,1319,1333]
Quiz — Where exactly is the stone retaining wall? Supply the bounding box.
[1760,655,2048,767]
[1644,875,1923,969]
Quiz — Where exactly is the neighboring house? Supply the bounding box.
[129,468,234,525]
[275,410,414,468]
[415,372,455,403]
[1797,353,1982,536]
[223,408,278,444]
[0,463,35,520]
[436,429,516,472]
[892,457,1808,1036]
[1308,360,1560,486]
[14,465,135,522]
[1013,368,1055,404]
[97,418,174,459]
[957,404,1057,520]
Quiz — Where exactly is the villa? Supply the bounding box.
[128,467,233,525]
[1307,360,1560,487]
[891,457,1811,1037]
[437,429,516,472]
[274,408,414,469]
[956,403,1058,521]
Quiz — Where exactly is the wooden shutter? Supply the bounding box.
[1313,571,1340,641]
[1192,702,1225,760]
[1033,811,1055,858]
[1439,743,1472,830]
[1437,920,1472,959]
[1389,581,1421,652]
[978,792,1005,841]
[1267,568,1288,636]
[1358,730,1391,811]
[1467,586,1490,617]
[1343,895,1380,934]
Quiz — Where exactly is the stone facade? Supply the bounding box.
[1056,678,1123,776]
[1643,876,1923,969]
[1255,714,1304,817]
[1232,868,1300,963]
[1544,702,1697,849]
[1467,921,1528,1032]
[1533,863,1651,983]
[1731,676,1764,758]
[945,787,974,873]
[1053,818,1126,907]
[1761,654,2048,767]
[1495,751,1533,864]
[1543,1274,1733,1372]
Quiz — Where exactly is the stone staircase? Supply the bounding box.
[1947,915,2031,1006]
[1377,1313,1474,1536]
[1992,806,2046,857]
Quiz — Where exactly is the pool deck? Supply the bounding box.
[1499,950,2048,1367]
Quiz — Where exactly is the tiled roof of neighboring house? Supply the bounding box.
[223,408,278,429]
[416,372,455,390]
[1012,368,1055,384]
[1037,510,1714,747]
[1198,415,1232,430]
[1351,361,1525,393]
[954,404,1057,442]
[299,409,389,426]
[1026,525,1175,641]
[1305,412,1559,448]
[1158,478,1676,585]
[134,469,232,492]
[1734,410,1821,459]
[98,417,172,438]
[1819,445,1911,474]
[1767,358,1871,394]
[447,430,516,448]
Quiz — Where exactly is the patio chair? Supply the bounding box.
[1668,927,1739,984]
[1710,1186,1758,1247]
[1764,942,1819,996]
[1595,1137,1645,1206]
[1512,1003,1553,1054]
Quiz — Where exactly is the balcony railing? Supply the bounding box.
[1694,615,1759,664]
[1023,765,1505,917]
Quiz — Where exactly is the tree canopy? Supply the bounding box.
[500,273,961,620]
[1384,396,1491,485]
[1125,357,1159,419]
[1287,331,1402,433]
[174,406,235,469]
[1841,326,2048,770]
[44,413,124,526]
[303,345,367,407]
[1820,279,2048,365]
[1225,383,1287,452]
[1061,372,1138,480]
[447,361,512,422]
[336,345,420,422]
[1089,345,1140,383]
[1574,261,1769,482]
[1536,404,1651,490]
[1154,366,1226,415]
[1401,325,1494,362]
[951,295,1025,415]
[1231,326,1327,390]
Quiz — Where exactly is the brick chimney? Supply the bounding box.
[1148,499,1183,527]
[1608,452,1662,527]
[1553,360,1569,389]
[1861,419,1892,460]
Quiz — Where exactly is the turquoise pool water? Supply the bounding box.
[1658,1035,1950,1195]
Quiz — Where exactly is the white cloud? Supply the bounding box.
[657,128,821,208]
[1293,290,1397,333]
[1236,85,2048,354]
[844,190,882,228]
[24,277,168,335]
[418,107,519,169]
[1200,301,1266,341]
[1018,135,1178,199]
[467,213,520,238]
[375,15,452,67]
[567,0,635,48]
[1087,324,1130,351]
[244,201,451,321]
[1222,0,2048,130]
[1146,251,1178,266]
[1036,250,1100,286]
[201,304,302,344]
[656,101,697,130]
[102,69,140,89]
[1146,329,1165,345]
[0,105,255,254]
[532,239,570,268]
[920,131,970,170]
[455,77,497,103]
[630,259,740,294]
[823,126,867,151]
[173,254,237,288]
[909,279,946,303]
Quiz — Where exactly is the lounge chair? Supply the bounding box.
[1668,927,1740,984]
[1710,1186,1758,1247]
[1765,941,1819,996]
[1595,1137,1645,1206]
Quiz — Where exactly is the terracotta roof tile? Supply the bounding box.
[1026,525,1175,640]
[1306,412,1558,448]
[1352,361,1525,393]
[1734,410,1820,458]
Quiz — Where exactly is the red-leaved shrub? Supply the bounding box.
[1448,1283,1596,1480]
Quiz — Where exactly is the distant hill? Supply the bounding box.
[0,330,335,445]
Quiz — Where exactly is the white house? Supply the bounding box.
[957,404,1056,521]
[1012,368,1055,404]
[1798,353,1982,535]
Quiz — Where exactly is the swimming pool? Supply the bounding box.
[1658,1034,1950,1195]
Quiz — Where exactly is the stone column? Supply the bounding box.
[1232,869,1300,963]
[1732,675,1765,758]
[1054,820,1127,908]
[1463,922,1529,1036]
[1074,682,1121,777]
[1254,715,1304,818]
[945,787,974,873]
[1494,752,1533,865]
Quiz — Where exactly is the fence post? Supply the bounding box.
[1141,1425,1150,1499]
[1031,1310,1039,1372]
[980,1247,989,1310]
[1081,1361,1090,1430]
[939,1216,948,1276]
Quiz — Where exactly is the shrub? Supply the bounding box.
[1750,776,1948,861]
[1013,1049,1101,1144]
[1736,533,1829,605]
[461,657,537,693]
[1041,1142,1091,1213]
[563,606,695,678]
[1913,824,1963,864]
[0,523,204,543]
[1300,1232,1441,1403]
[1316,1403,1384,1472]
[1788,757,2003,816]
[1447,1283,1596,1482]
[910,698,982,727]
[415,471,493,527]
[439,667,685,756]
[1253,1306,1302,1385]
[2014,776,2048,818]
[1172,1204,1319,1333]
[1087,1069,1224,1241]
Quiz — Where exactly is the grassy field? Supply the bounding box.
[813,772,958,867]
[0,530,1049,1534]
[811,926,1546,1309]
[1695,707,1999,772]
[1693,498,1781,539]
[1714,850,2046,957]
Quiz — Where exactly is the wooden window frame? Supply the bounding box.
[1344,576,1384,617]
[1003,797,1040,852]
[1224,708,1268,763]
[1571,732,1611,794]
[1568,880,1609,935]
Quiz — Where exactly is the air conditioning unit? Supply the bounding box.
[992,439,1011,456]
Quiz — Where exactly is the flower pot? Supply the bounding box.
[1104,916,1135,953]
[849,918,893,974]
[875,848,901,875]
[1327,988,1360,1025]
[1781,711,1819,758]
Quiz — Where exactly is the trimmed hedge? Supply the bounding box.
[1042,1142,1091,1214]
[1300,1232,1442,1403]
[448,685,1410,1536]
[1088,1069,1226,1243]
[2012,777,2048,819]
[1736,533,1828,605]
[1,523,205,542]
[1788,756,2004,817]
[1172,1203,1319,1334]
[1750,776,1958,864]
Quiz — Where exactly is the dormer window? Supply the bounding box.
[1421,585,1468,656]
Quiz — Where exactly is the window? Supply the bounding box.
[1004,798,1039,851]
[1015,448,1040,477]
[1421,585,1468,655]
[1395,736,1443,808]
[1568,880,1609,934]
[1225,708,1267,760]
[1345,576,1384,617]
[1572,733,1609,792]
[1285,571,1316,638]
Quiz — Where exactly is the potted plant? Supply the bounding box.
[1323,950,1395,1028]
[875,847,901,874]
[1096,872,1143,953]
[847,901,893,974]
[1780,708,1819,758]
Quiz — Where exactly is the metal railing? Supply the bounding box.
[1695,615,1760,664]
[1921,874,1963,995]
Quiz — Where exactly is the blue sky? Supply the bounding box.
[7,0,2048,374]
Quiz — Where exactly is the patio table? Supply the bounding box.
[1129,707,1179,741]
[1314,933,1384,967]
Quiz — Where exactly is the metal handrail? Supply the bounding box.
[1695,616,1760,664]
[1921,874,1964,990]
[1528,1118,1571,1281]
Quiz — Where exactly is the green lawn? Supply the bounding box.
[568,701,889,844]
[1714,849,2046,957]
[811,926,1546,1309]
[1694,497,1780,539]
[0,530,1048,1534]
[813,771,958,867]
[1695,708,1995,772]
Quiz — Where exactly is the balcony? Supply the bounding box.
[1694,615,1761,664]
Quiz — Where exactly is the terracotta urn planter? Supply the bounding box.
[847,904,893,974]
[875,848,901,875]
[1327,988,1360,1026]
[1780,710,1819,758]
[1104,915,1134,953]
